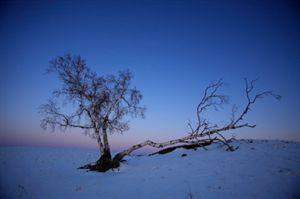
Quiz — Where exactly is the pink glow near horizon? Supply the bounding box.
[1,128,299,153]
[0,129,150,152]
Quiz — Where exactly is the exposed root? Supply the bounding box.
[78,159,120,172]
[78,151,120,172]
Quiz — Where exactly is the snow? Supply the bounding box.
[0,140,299,199]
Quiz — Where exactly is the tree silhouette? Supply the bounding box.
[40,54,145,171]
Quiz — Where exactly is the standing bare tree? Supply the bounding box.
[39,54,145,171]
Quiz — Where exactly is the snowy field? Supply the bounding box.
[0,140,299,199]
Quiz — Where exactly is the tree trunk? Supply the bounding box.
[95,129,104,155]
[94,126,118,171]
[79,125,119,172]
[101,126,111,159]
[96,126,112,164]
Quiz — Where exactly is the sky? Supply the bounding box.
[0,0,299,151]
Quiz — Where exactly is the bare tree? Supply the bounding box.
[40,54,280,172]
[39,54,145,171]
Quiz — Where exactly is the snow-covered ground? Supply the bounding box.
[0,140,299,199]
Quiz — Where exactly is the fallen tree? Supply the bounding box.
[79,78,281,171]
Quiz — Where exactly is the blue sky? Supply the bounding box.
[0,0,299,150]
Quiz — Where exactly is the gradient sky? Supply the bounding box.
[0,0,299,150]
